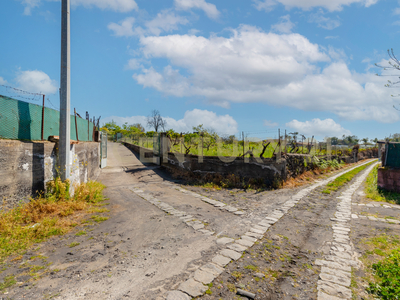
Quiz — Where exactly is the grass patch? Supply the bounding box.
[359,234,400,299]
[365,165,400,204]
[322,161,375,194]
[68,242,80,248]
[75,230,87,236]
[0,275,16,291]
[91,215,109,223]
[0,178,105,262]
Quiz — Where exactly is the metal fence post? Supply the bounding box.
[41,94,45,141]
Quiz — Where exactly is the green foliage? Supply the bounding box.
[367,249,400,299]
[0,275,16,291]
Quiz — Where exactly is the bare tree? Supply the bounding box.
[376,49,400,109]
[147,110,166,132]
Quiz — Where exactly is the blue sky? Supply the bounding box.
[1,0,400,141]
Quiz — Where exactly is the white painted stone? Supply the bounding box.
[241,235,257,243]
[351,214,358,219]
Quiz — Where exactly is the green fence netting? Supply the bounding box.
[0,95,95,141]
[385,142,400,169]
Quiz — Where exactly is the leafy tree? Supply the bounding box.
[147,110,166,132]
[101,120,121,136]
[362,137,369,145]
[330,137,339,145]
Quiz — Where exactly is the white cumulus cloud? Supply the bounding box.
[264,120,279,127]
[102,109,238,135]
[108,17,135,37]
[174,0,220,19]
[0,77,8,85]
[144,10,189,36]
[286,118,351,137]
[253,0,379,12]
[308,10,341,30]
[131,25,398,123]
[271,15,295,33]
[16,70,58,94]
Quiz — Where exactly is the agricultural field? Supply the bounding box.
[120,134,367,158]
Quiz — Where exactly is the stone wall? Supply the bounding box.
[122,141,286,185]
[0,140,100,210]
[378,167,400,193]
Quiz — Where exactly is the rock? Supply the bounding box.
[212,255,231,267]
[193,269,215,284]
[178,278,207,297]
[220,249,242,260]
[227,243,247,253]
[216,237,234,245]
[254,273,265,278]
[165,290,191,300]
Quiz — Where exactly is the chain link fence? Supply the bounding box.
[0,95,95,141]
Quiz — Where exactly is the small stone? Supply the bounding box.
[324,255,358,267]
[245,232,263,239]
[212,255,231,267]
[220,249,242,260]
[254,273,265,278]
[351,214,358,219]
[317,291,346,300]
[234,211,245,215]
[191,223,205,230]
[178,278,207,297]
[200,263,224,276]
[227,243,247,252]
[236,239,254,247]
[166,291,191,300]
[314,259,351,272]
[319,272,351,287]
[249,228,264,235]
[216,237,234,245]
[193,269,216,284]
[317,280,352,299]
[241,235,257,243]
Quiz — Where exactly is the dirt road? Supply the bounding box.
[0,143,395,300]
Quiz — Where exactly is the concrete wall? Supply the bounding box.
[0,140,100,210]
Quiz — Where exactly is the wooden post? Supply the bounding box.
[41,95,45,141]
[284,130,287,154]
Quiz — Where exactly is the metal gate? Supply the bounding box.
[101,131,107,168]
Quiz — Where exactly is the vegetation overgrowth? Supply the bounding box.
[365,165,400,204]
[0,178,106,263]
[358,234,400,300]
[321,161,375,194]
